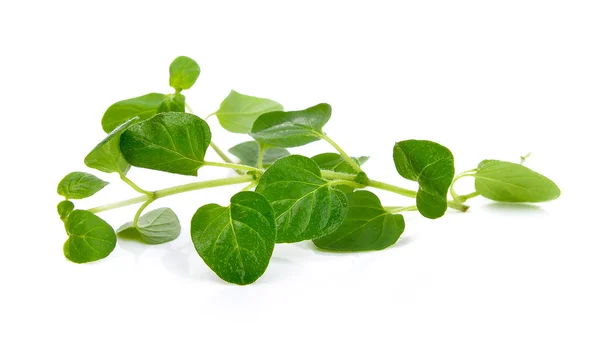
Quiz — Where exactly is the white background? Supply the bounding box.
[1,1,599,336]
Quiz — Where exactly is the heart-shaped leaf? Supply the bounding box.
[57,172,108,199]
[101,93,164,133]
[228,141,290,168]
[117,207,181,244]
[85,117,139,175]
[63,210,117,263]
[313,190,405,251]
[191,191,276,285]
[215,90,283,134]
[255,155,349,243]
[57,200,74,221]
[158,93,186,113]
[169,56,201,91]
[250,103,331,148]
[474,160,561,202]
[120,112,211,176]
[393,140,455,219]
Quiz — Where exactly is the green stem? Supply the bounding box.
[119,173,152,196]
[185,102,195,114]
[449,169,477,202]
[87,195,149,214]
[132,198,154,227]
[367,179,418,198]
[257,144,266,169]
[241,181,258,191]
[328,180,365,189]
[319,133,362,173]
[457,191,480,201]
[520,152,532,165]
[209,142,235,164]
[203,161,259,172]
[384,205,418,213]
[321,170,357,181]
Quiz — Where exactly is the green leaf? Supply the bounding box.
[214,90,284,134]
[63,210,117,263]
[85,117,139,174]
[393,140,455,219]
[312,153,369,193]
[255,155,349,243]
[474,160,561,202]
[57,172,108,199]
[228,141,290,168]
[313,190,405,251]
[57,200,74,221]
[101,93,164,133]
[120,112,211,176]
[117,208,181,244]
[158,93,186,113]
[191,191,276,285]
[250,103,331,148]
[169,56,200,91]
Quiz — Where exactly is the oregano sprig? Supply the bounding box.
[55,56,561,284]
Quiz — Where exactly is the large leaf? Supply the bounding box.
[313,190,405,251]
[191,191,276,285]
[250,103,331,148]
[228,141,290,168]
[312,153,369,193]
[85,117,139,174]
[101,93,164,133]
[117,207,181,244]
[169,56,201,91]
[255,155,349,243]
[158,93,186,113]
[474,160,561,202]
[57,172,108,199]
[393,140,455,219]
[215,90,283,134]
[63,210,117,263]
[120,112,211,176]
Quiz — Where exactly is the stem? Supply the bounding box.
[185,102,195,114]
[257,144,266,169]
[319,133,362,173]
[447,200,470,212]
[87,195,149,214]
[457,191,480,201]
[520,152,532,165]
[449,169,477,202]
[329,180,365,189]
[132,198,154,227]
[385,205,418,213]
[241,181,258,191]
[119,173,152,196]
[209,142,235,164]
[203,161,259,172]
[321,170,357,181]
[367,179,418,198]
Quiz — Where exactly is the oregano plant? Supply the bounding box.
[56,56,561,285]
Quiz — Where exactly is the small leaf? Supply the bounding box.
[255,155,349,243]
[120,112,211,176]
[158,93,186,113]
[312,153,369,193]
[215,90,284,134]
[191,191,276,285]
[57,172,108,199]
[117,208,181,244]
[228,141,290,167]
[169,56,200,91]
[57,200,74,221]
[85,117,139,174]
[101,93,164,133]
[250,103,331,148]
[63,210,117,263]
[313,190,405,251]
[393,140,455,219]
[474,160,561,202]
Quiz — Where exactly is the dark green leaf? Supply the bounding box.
[474,160,561,202]
[63,210,116,263]
[191,191,276,285]
[312,153,369,193]
[117,208,181,244]
[120,112,211,176]
[215,90,284,134]
[169,56,200,91]
[101,93,164,133]
[313,190,405,251]
[255,155,349,243]
[393,140,455,219]
[57,172,108,199]
[158,93,186,113]
[250,103,331,148]
[228,141,290,167]
[57,200,74,221]
[85,117,139,174]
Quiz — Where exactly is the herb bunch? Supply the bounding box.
[56,56,561,285]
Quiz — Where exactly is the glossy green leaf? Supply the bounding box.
[101,93,164,133]
[255,155,349,243]
[169,56,200,91]
[474,160,561,202]
[117,208,181,244]
[250,103,331,148]
[85,117,139,174]
[158,93,186,113]
[312,153,369,193]
[393,140,455,219]
[57,172,108,199]
[215,90,284,134]
[57,200,74,221]
[191,191,276,285]
[228,141,290,168]
[313,190,405,251]
[63,210,117,263]
[120,112,211,176]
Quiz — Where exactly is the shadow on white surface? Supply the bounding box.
[482,202,548,215]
